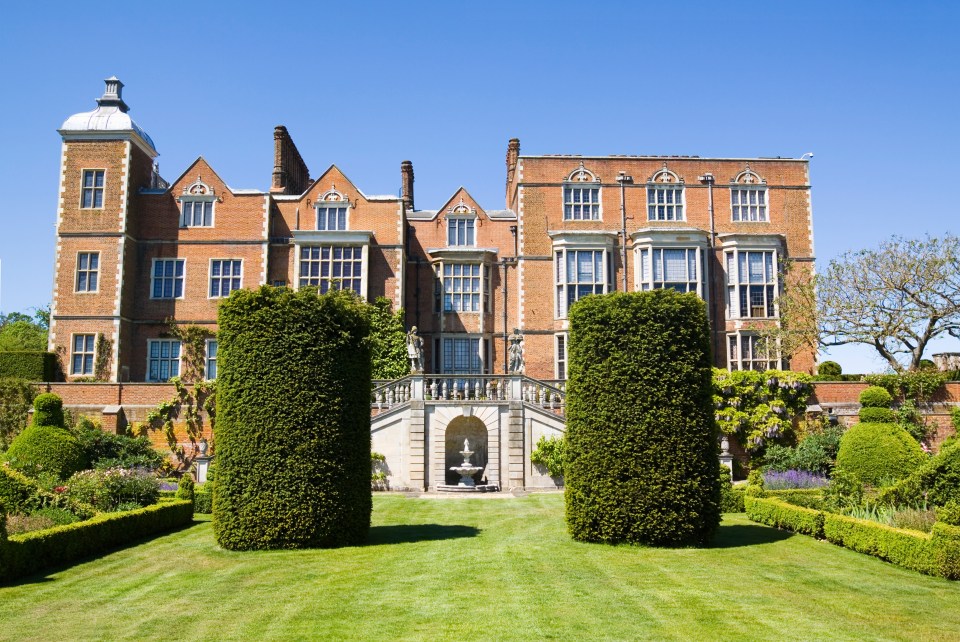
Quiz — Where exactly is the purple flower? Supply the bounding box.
[763,469,829,490]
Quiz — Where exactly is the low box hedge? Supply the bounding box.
[822,512,938,577]
[0,352,57,382]
[746,495,959,579]
[767,489,825,509]
[0,498,193,583]
[745,495,824,538]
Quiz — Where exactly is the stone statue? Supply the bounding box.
[508,328,525,374]
[407,326,424,373]
[464,438,471,452]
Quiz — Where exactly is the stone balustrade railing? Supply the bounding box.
[371,375,566,414]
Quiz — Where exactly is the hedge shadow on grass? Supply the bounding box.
[366,524,480,546]
[708,523,795,549]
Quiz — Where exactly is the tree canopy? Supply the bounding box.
[0,308,49,352]
[817,235,960,372]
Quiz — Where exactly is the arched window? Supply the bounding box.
[178,177,217,227]
[730,167,768,222]
[315,188,349,231]
[646,166,685,221]
[562,162,602,221]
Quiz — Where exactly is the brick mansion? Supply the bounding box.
[50,78,816,385]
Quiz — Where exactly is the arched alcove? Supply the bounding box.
[444,415,488,485]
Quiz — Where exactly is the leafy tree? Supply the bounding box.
[367,297,407,380]
[0,321,46,352]
[818,235,960,372]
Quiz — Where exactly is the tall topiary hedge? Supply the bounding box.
[835,422,925,486]
[564,290,720,547]
[213,287,372,550]
[0,352,57,382]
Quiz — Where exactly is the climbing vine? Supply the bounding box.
[713,368,813,454]
[146,377,216,462]
[165,320,214,382]
[94,333,112,381]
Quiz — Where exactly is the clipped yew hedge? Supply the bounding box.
[564,290,720,546]
[213,287,372,550]
[0,499,193,583]
[0,351,57,382]
[5,394,86,480]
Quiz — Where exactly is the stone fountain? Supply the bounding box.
[437,438,499,493]
[450,438,483,487]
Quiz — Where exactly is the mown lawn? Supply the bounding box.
[2,494,959,641]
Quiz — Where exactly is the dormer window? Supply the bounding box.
[646,166,684,221]
[447,201,476,247]
[179,177,216,227]
[563,163,601,221]
[315,188,349,231]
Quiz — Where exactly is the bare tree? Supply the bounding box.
[817,234,960,372]
[749,259,819,369]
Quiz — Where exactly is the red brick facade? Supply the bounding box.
[50,79,816,386]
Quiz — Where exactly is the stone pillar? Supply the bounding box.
[720,435,734,481]
[507,400,525,489]
[408,399,426,491]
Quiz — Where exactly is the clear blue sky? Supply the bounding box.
[1,1,957,373]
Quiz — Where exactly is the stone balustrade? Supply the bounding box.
[370,375,566,415]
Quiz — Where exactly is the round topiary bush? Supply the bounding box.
[818,361,842,377]
[859,386,893,409]
[836,422,926,486]
[5,424,87,480]
[31,393,65,428]
[176,474,195,501]
[213,286,372,550]
[858,407,895,423]
[564,289,720,547]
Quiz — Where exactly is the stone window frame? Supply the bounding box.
[208,258,243,299]
[314,188,350,231]
[725,248,779,319]
[727,332,782,371]
[205,338,218,381]
[70,333,96,376]
[646,167,685,222]
[150,258,186,300]
[297,245,365,296]
[178,177,217,228]
[562,162,602,221]
[730,168,768,222]
[555,333,568,380]
[146,338,181,382]
[80,169,105,209]
[439,335,486,375]
[638,247,703,296]
[75,251,100,293]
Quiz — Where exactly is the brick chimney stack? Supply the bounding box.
[401,160,415,211]
[506,138,520,201]
[271,126,310,195]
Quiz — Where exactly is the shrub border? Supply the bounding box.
[745,495,958,579]
[0,498,193,583]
